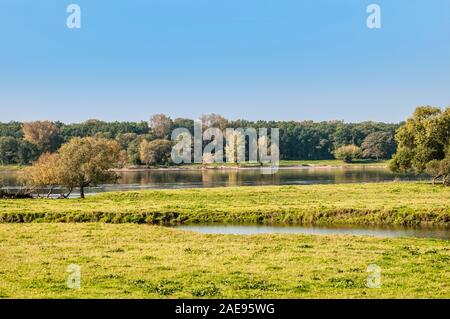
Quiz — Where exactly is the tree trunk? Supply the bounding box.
[80,185,85,199]
[61,186,73,199]
[46,186,54,198]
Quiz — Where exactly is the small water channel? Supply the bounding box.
[175,224,450,240]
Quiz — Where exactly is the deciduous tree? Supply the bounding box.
[0,137,19,165]
[390,106,450,178]
[361,131,396,160]
[149,114,173,139]
[22,153,62,197]
[58,137,121,198]
[140,139,173,167]
[22,121,61,152]
[425,157,450,185]
[200,114,228,131]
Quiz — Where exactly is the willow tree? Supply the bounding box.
[58,137,121,198]
[22,153,62,197]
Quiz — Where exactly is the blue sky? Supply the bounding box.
[1,0,449,123]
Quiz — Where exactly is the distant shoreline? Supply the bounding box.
[0,160,389,173]
[113,163,389,172]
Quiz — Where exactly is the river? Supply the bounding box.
[0,166,426,194]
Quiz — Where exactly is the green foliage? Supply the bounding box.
[361,131,396,159]
[59,120,149,141]
[140,139,173,167]
[390,106,450,182]
[57,137,122,198]
[124,134,155,166]
[22,137,122,198]
[0,137,19,165]
[172,118,195,135]
[0,116,400,166]
[334,145,362,163]
[389,147,414,173]
[0,122,23,138]
[0,137,38,165]
[16,140,40,165]
[115,133,138,149]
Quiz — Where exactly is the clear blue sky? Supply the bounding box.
[1,0,449,123]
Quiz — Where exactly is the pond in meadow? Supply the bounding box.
[175,224,450,240]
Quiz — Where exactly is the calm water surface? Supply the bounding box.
[0,167,423,194]
[175,224,450,240]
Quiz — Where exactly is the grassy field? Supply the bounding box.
[0,165,24,171]
[0,182,449,226]
[0,223,448,299]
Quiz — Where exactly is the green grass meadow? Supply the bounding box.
[0,182,448,225]
[0,223,449,299]
[0,182,449,299]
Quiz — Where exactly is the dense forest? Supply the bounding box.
[0,116,400,166]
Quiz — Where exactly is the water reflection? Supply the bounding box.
[113,167,423,190]
[0,167,426,194]
[175,224,450,240]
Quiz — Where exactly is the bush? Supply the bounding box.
[334,145,362,163]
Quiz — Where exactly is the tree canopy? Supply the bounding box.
[390,106,450,173]
[22,121,61,153]
[58,137,121,198]
[361,131,396,160]
[24,137,121,198]
[140,139,173,167]
[149,114,173,139]
[0,114,400,166]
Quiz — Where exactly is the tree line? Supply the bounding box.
[2,106,449,199]
[0,116,400,167]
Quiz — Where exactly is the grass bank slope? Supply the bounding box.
[0,182,449,226]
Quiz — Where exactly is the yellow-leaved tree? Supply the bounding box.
[24,137,121,198]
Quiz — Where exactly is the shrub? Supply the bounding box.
[334,145,362,163]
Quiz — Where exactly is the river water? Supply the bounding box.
[0,166,424,194]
